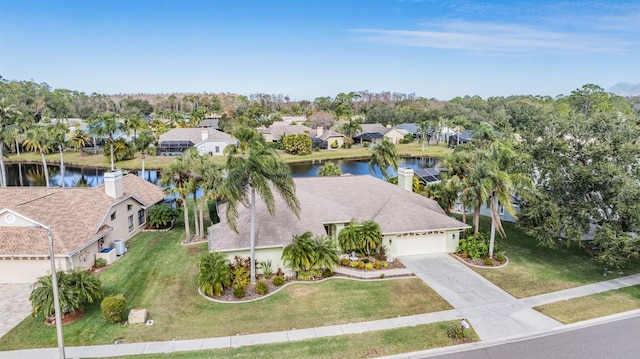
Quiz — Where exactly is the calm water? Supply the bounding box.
[4,157,435,187]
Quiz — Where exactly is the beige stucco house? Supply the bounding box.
[208,169,469,271]
[354,124,405,144]
[0,171,165,283]
[158,128,236,155]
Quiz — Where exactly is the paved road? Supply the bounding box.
[400,254,561,340]
[415,314,640,359]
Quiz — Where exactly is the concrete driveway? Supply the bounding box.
[400,253,561,340]
[0,284,32,339]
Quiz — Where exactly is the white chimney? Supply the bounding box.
[316,126,324,137]
[104,171,124,199]
[397,167,414,192]
[202,130,209,141]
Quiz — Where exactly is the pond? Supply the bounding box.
[3,156,436,187]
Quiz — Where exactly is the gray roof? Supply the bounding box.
[199,119,220,129]
[159,128,235,145]
[395,123,419,134]
[208,175,468,251]
[264,125,313,140]
[319,130,346,141]
[357,124,392,136]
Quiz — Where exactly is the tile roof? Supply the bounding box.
[0,175,165,256]
[208,175,468,251]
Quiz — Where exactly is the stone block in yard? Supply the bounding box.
[128,308,147,324]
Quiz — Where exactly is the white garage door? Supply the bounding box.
[0,259,52,284]
[394,234,446,256]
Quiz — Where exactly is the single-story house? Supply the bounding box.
[199,118,221,130]
[158,128,236,156]
[259,124,313,143]
[395,123,420,137]
[208,169,469,271]
[354,124,405,144]
[315,127,347,149]
[0,171,166,283]
[448,130,474,147]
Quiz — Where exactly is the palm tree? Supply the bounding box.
[316,162,342,176]
[231,125,261,155]
[88,112,128,171]
[368,138,399,180]
[225,138,301,285]
[199,159,226,238]
[314,236,340,274]
[464,159,492,235]
[417,120,430,152]
[341,118,362,141]
[133,129,155,181]
[124,113,147,139]
[51,120,69,187]
[69,128,90,155]
[23,126,53,187]
[441,145,475,224]
[160,158,195,241]
[198,252,232,297]
[282,231,316,272]
[361,220,382,256]
[0,98,22,187]
[338,221,363,254]
[30,269,103,319]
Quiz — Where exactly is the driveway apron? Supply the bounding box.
[0,284,32,339]
[400,253,561,340]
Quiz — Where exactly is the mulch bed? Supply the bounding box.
[455,255,505,267]
[44,309,86,327]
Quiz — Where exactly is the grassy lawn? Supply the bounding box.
[5,143,451,170]
[458,216,640,298]
[534,285,640,324]
[0,224,450,351]
[109,320,478,359]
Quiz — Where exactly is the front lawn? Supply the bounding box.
[534,285,640,324]
[458,216,640,298]
[0,225,450,350]
[111,320,478,359]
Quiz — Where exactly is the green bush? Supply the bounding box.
[255,280,269,295]
[365,263,374,270]
[297,269,323,281]
[496,252,506,263]
[363,142,370,147]
[447,325,467,339]
[148,205,179,229]
[272,276,285,286]
[233,285,246,299]
[383,262,389,268]
[484,257,494,266]
[232,266,250,289]
[259,259,274,279]
[457,233,495,260]
[330,140,339,149]
[361,258,370,264]
[374,261,383,270]
[350,261,359,268]
[340,258,350,266]
[95,258,107,268]
[358,261,365,269]
[399,138,411,144]
[101,294,126,324]
[380,273,385,279]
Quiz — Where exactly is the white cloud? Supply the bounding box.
[351,20,635,55]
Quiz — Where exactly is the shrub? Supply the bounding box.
[361,258,370,264]
[272,276,285,286]
[232,266,250,289]
[496,252,506,263]
[399,138,411,144]
[457,233,493,260]
[379,273,385,279]
[322,267,333,278]
[198,252,232,297]
[358,261,365,269]
[383,262,389,268]
[95,258,107,268]
[340,258,350,266]
[365,263,374,270]
[233,285,246,299]
[484,257,494,266]
[447,325,467,339]
[30,269,103,319]
[297,269,323,281]
[374,261,383,270]
[101,294,126,324]
[255,280,269,295]
[350,261,359,268]
[259,260,274,279]
[330,141,339,149]
[363,142,370,147]
[374,245,388,261]
[148,205,179,229]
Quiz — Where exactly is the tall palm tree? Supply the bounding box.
[160,158,195,241]
[368,138,399,180]
[51,120,69,187]
[417,120,430,152]
[231,125,261,155]
[464,159,492,235]
[225,138,300,285]
[0,98,22,187]
[441,145,475,224]
[133,129,155,181]
[199,159,226,238]
[69,128,90,155]
[124,113,147,139]
[341,118,362,141]
[88,112,128,171]
[23,126,53,187]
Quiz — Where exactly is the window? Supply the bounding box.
[128,215,134,233]
[110,212,117,221]
[215,146,220,153]
[499,206,504,215]
[138,209,146,226]
[127,204,133,212]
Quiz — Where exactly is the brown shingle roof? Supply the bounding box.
[0,175,164,256]
[208,175,468,251]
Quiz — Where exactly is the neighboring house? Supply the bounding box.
[260,124,313,143]
[208,169,469,271]
[199,118,221,130]
[395,123,419,137]
[281,116,307,124]
[448,130,474,147]
[315,127,347,149]
[0,171,165,283]
[158,128,236,156]
[354,124,405,144]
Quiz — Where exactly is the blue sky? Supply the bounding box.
[1,0,638,100]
